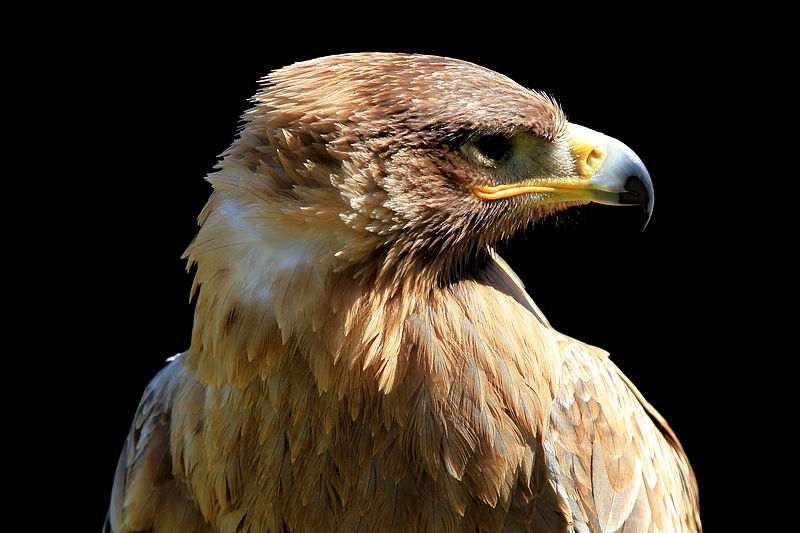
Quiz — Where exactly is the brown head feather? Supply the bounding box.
[197,53,568,290]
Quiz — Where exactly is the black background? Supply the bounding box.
[47,11,771,532]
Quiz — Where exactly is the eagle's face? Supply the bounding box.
[213,53,652,283]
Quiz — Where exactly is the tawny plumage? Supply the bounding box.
[105,53,700,532]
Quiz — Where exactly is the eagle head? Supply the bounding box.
[189,52,653,295]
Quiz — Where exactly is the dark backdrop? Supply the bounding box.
[60,15,762,532]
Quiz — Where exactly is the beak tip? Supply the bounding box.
[640,184,654,231]
[641,206,653,232]
[619,173,654,231]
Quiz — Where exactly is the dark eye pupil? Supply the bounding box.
[475,134,512,161]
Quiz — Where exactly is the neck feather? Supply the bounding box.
[181,200,562,508]
[182,193,555,395]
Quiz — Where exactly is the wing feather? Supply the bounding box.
[546,337,701,532]
[105,357,214,533]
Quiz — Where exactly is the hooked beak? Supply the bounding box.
[473,123,654,229]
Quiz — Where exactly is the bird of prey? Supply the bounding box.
[106,53,700,532]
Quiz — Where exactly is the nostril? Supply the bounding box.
[586,149,604,170]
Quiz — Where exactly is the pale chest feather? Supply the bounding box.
[176,240,564,532]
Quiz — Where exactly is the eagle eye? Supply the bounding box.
[474,133,513,162]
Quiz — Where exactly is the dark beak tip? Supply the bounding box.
[641,202,653,231]
[621,174,654,231]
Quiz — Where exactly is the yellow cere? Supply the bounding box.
[566,123,608,179]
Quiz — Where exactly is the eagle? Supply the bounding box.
[106,53,700,532]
